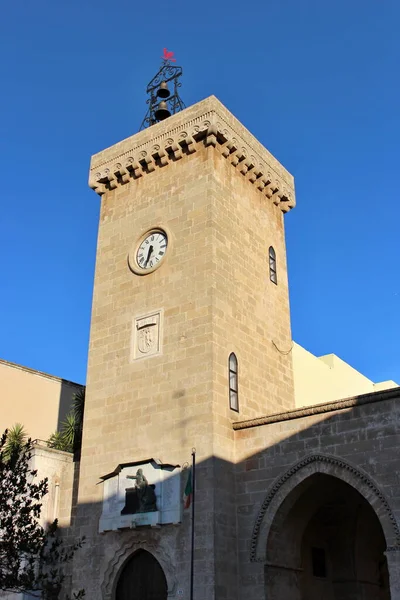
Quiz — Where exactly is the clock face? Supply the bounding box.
[136,230,168,271]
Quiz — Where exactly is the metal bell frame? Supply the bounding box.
[140,58,185,130]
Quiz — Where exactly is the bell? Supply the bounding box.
[155,101,171,121]
[157,81,170,99]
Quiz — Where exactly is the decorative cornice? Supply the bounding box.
[233,386,400,431]
[88,96,295,214]
[100,457,180,481]
[250,453,400,562]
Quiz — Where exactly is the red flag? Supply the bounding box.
[162,48,176,62]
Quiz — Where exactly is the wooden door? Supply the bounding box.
[115,550,168,600]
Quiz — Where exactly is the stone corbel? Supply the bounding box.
[221,140,236,158]
[265,184,279,200]
[140,155,156,173]
[184,135,196,154]
[120,168,130,184]
[280,194,296,213]
[256,175,271,192]
[126,160,143,179]
[248,167,262,184]
[113,164,130,185]
[107,174,118,190]
[101,169,117,191]
[230,150,244,167]
[169,142,183,160]
[205,124,218,147]
[240,158,254,176]
[270,189,281,205]
[89,178,106,196]
[152,148,168,167]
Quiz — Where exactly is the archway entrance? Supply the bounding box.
[115,550,168,600]
[265,473,390,599]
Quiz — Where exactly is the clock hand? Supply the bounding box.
[145,245,154,266]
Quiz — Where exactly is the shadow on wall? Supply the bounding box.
[62,391,399,600]
[57,381,85,434]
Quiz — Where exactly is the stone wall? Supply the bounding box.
[234,388,400,600]
[30,443,74,528]
[75,96,296,600]
[76,144,217,600]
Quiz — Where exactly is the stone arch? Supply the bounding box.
[101,537,177,600]
[250,453,400,563]
[115,550,167,600]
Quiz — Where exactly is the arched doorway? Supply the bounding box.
[265,474,390,599]
[115,550,168,600]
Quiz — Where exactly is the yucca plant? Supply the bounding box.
[72,388,85,425]
[47,416,75,454]
[60,413,76,451]
[47,430,70,452]
[46,387,85,455]
[3,423,27,462]
[72,388,85,453]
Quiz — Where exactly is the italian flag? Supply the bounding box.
[183,467,193,509]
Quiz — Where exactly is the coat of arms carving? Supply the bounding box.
[137,324,156,354]
[132,310,162,360]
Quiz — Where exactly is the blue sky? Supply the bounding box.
[0,0,399,386]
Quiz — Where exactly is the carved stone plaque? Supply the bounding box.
[132,310,162,360]
[99,459,181,533]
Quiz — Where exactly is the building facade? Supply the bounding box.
[64,94,400,600]
[1,91,398,600]
[2,94,397,600]
[0,358,82,442]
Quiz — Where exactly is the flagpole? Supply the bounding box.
[190,448,196,600]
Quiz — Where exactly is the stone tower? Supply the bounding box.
[74,96,296,600]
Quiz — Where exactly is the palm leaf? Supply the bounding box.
[47,431,71,452]
[72,388,85,426]
[60,413,77,447]
[4,423,27,460]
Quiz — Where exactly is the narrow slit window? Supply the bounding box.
[269,246,277,284]
[311,547,327,578]
[229,353,239,412]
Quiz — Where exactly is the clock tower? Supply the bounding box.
[74,94,296,600]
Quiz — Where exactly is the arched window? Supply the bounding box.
[229,353,239,412]
[269,246,277,284]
